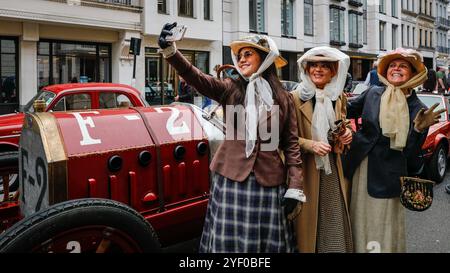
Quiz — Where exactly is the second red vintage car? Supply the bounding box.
[0,83,148,193]
[417,93,450,183]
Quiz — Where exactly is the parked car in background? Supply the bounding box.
[146,82,174,104]
[347,81,369,99]
[0,83,148,194]
[281,80,299,92]
[417,93,450,183]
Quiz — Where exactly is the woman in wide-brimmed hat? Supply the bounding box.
[343,48,444,253]
[291,46,353,253]
[158,23,305,253]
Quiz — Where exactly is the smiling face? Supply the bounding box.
[386,59,414,86]
[307,62,337,89]
[237,47,262,78]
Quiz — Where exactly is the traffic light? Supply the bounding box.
[129,37,141,56]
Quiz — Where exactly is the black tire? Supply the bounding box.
[427,143,447,183]
[0,151,19,194]
[0,198,161,253]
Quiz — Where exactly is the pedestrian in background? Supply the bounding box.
[344,48,444,253]
[158,23,305,253]
[436,66,448,94]
[364,61,381,87]
[421,69,437,93]
[292,46,353,253]
[175,75,194,104]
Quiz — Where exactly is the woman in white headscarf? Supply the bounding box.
[291,46,353,253]
[158,23,305,253]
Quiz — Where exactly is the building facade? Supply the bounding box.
[143,0,222,105]
[1,0,450,114]
[0,0,143,114]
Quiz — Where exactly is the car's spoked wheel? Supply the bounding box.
[35,226,142,253]
[428,143,447,183]
[0,199,161,253]
[437,147,447,179]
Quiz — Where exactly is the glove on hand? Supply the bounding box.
[282,197,299,219]
[414,103,446,132]
[158,22,177,49]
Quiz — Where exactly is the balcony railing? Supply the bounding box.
[437,17,450,29]
[437,46,450,54]
[49,0,142,12]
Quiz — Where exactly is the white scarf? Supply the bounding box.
[295,47,350,174]
[231,36,280,158]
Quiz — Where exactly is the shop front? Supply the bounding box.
[145,47,209,106]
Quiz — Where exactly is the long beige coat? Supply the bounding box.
[290,91,352,253]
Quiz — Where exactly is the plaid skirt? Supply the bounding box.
[199,173,296,253]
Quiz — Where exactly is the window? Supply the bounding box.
[407,25,410,46]
[379,0,385,13]
[37,41,111,90]
[430,31,433,47]
[401,24,404,46]
[380,21,386,50]
[99,93,133,109]
[158,0,168,14]
[330,6,345,45]
[281,0,294,36]
[0,38,18,113]
[412,27,415,47]
[392,24,398,49]
[204,0,211,20]
[425,30,428,47]
[392,0,397,17]
[363,0,367,44]
[420,29,422,46]
[249,0,265,33]
[178,0,194,17]
[349,11,363,47]
[304,0,313,35]
[52,93,91,111]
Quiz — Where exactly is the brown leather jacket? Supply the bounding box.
[166,51,303,189]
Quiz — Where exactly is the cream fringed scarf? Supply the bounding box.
[378,69,427,151]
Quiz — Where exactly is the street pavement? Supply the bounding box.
[406,168,450,253]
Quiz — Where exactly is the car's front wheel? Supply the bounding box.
[0,198,161,253]
[428,143,448,183]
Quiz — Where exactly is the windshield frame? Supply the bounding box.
[23,90,57,113]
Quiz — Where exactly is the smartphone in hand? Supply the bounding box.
[166,25,187,42]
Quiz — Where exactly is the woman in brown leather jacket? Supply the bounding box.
[158,23,305,253]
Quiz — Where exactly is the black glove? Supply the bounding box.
[282,197,299,217]
[158,22,177,49]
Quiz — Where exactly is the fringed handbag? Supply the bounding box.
[400,176,434,211]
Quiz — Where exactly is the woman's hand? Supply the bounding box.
[158,22,177,49]
[339,128,353,145]
[311,141,332,156]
